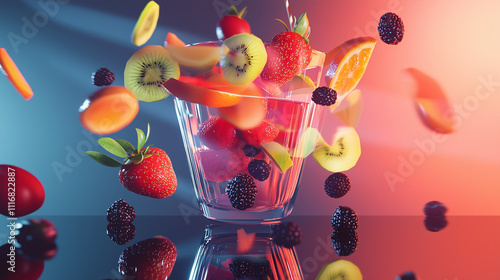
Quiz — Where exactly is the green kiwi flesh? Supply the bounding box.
[312,126,361,172]
[220,33,267,85]
[124,45,180,102]
[315,259,362,280]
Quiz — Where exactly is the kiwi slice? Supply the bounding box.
[313,126,361,172]
[124,45,180,102]
[131,1,160,46]
[220,33,267,85]
[316,259,362,280]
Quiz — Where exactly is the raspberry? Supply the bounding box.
[331,228,358,256]
[107,199,136,223]
[331,206,359,230]
[247,159,271,181]
[243,144,262,157]
[396,271,418,280]
[424,215,448,232]
[92,67,115,86]
[198,116,239,149]
[378,12,404,45]
[239,120,279,147]
[312,86,337,106]
[423,201,447,216]
[271,221,302,248]
[226,174,258,210]
[107,222,136,245]
[324,173,351,198]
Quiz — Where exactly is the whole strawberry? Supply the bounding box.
[216,5,251,40]
[261,13,312,86]
[86,124,177,199]
[118,236,177,280]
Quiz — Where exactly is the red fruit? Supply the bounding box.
[206,264,235,280]
[199,147,250,182]
[198,116,239,149]
[118,236,177,280]
[239,121,279,147]
[119,147,177,199]
[260,32,312,86]
[0,165,44,217]
[216,6,251,40]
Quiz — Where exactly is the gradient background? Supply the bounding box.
[0,0,499,219]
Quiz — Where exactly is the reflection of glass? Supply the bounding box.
[174,49,324,223]
[189,224,303,279]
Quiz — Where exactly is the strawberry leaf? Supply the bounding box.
[136,128,146,151]
[98,138,128,158]
[85,151,123,167]
[115,139,136,153]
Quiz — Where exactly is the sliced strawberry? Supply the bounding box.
[239,121,279,147]
[198,116,239,149]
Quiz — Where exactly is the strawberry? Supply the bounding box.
[239,120,279,147]
[118,236,177,280]
[86,124,177,199]
[198,116,239,149]
[199,146,252,182]
[216,5,251,40]
[260,13,312,86]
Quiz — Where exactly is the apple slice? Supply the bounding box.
[0,48,34,100]
[163,78,242,108]
[291,127,323,158]
[261,141,293,173]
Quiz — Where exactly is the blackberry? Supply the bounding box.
[243,144,262,157]
[378,12,404,45]
[248,159,271,181]
[107,222,136,245]
[92,67,115,86]
[424,215,448,232]
[312,86,337,106]
[423,201,447,216]
[396,271,418,280]
[324,173,351,198]
[107,199,136,223]
[331,206,359,230]
[271,221,302,248]
[226,174,258,210]
[229,257,272,280]
[331,228,358,256]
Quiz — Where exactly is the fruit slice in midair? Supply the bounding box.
[166,43,229,74]
[330,89,363,127]
[315,259,362,280]
[313,126,361,172]
[0,48,34,100]
[164,32,186,47]
[131,1,160,46]
[124,45,180,102]
[261,141,292,173]
[163,77,242,108]
[324,37,376,102]
[291,127,322,158]
[220,33,267,85]
[79,86,139,135]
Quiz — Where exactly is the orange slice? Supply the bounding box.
[324,37,376,100]
[164,32,186,47]
[0,48,34,100]
[163,77,242,108]
[79,86,139,135]
[166,44,229,74]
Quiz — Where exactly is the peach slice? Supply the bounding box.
[79,86,139,135]
[164,32,186,47]
[0,48,34,100]
[163,77,242,108]
[236,228,256,254]
[165,43,229,74]
[217,82,266,130]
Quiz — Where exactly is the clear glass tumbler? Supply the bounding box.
[173,50,325,223]
[189,224,303,279]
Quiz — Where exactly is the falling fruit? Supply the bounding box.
[0,48,34,100]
